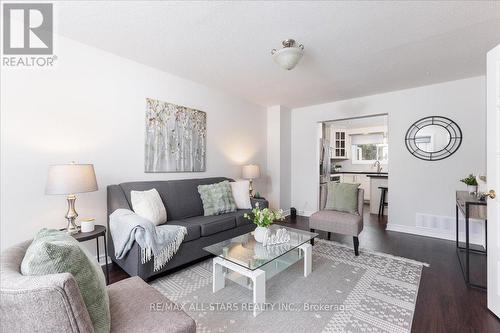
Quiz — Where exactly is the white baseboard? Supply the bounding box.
[386,223,485,246]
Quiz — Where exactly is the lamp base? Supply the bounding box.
[65,221,80,235]
[249,179,254,197]
[65,194,80,235]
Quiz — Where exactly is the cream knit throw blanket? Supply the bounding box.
[110,209,187,272]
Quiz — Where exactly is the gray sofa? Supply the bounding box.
[0,240,196,333]
[107,177,268,280]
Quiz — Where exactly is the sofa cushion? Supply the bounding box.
[107,276,195,333]
[223,210,253,227]
[197,181,237,216]
[180,215,236,236]
[167,220,201,242]
[21,229,110,333]
[119,178,231,220]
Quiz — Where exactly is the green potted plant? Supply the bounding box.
[244,204,284,243]
[460,174,478,193]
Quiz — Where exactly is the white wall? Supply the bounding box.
[291,77,486,241]
[267,106,281,209]
[279,106,291,211]
[0,35,267,252]
[266,105,291,212]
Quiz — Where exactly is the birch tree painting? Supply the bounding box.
[145,98,206,172]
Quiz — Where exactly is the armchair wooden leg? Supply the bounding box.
[327,232,331,240]
[310,229,315,245]
[353,236,359,256]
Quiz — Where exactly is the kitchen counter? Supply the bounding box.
[331,171,388,176]
[366,174,388,178]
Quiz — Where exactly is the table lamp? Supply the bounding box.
[45,163,98,234]
[242,164,260,197]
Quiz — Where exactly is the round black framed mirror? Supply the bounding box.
[405,116,462,161]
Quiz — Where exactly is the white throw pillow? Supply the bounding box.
[230,180,252,209]
[130,189,167,226]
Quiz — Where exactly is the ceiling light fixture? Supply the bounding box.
[271,39,304,70]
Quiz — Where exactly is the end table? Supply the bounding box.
[71,225,110,285]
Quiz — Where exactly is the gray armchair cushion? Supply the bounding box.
[107,276,195,333]
[310,210,363,236]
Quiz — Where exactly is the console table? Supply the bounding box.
[455,191,487,290]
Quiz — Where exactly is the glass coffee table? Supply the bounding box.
[203,224,318,316]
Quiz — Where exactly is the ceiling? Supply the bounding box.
[54,1,500,108]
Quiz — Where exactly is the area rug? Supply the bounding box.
[150,239,427,333]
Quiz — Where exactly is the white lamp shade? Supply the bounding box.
[272,47,304,70]
[46,164,98,195]
[242,164,260,179]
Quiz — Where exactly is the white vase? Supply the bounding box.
[467,185,478,194]
[254,226,269,243]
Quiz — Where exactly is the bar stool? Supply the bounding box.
[378,186,388,217]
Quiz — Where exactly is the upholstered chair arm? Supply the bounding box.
[357,189,364,216]
[0,241,94,333]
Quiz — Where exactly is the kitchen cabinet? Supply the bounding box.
[329,128,349,159]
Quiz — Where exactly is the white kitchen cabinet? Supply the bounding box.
[329,127,349,159]
[358,175,371,201]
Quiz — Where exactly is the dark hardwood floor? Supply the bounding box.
[105,205,500,332]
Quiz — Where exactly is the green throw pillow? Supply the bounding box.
[325,182,360,214]
[198,180,237,216]
[21,229,110,333]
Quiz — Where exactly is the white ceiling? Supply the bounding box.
[55,1,500,108]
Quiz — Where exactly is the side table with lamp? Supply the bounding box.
[45,162,109,284]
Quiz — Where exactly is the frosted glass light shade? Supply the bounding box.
[242,164,260,179]
[46,164,98,195]
[272,47,304,70]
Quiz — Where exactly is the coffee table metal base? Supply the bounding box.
[212,243,312,317]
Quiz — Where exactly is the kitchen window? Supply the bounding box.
[350,133,388,164]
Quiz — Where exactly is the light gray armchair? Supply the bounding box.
[309,189,364,255]
[0,240,196,333]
